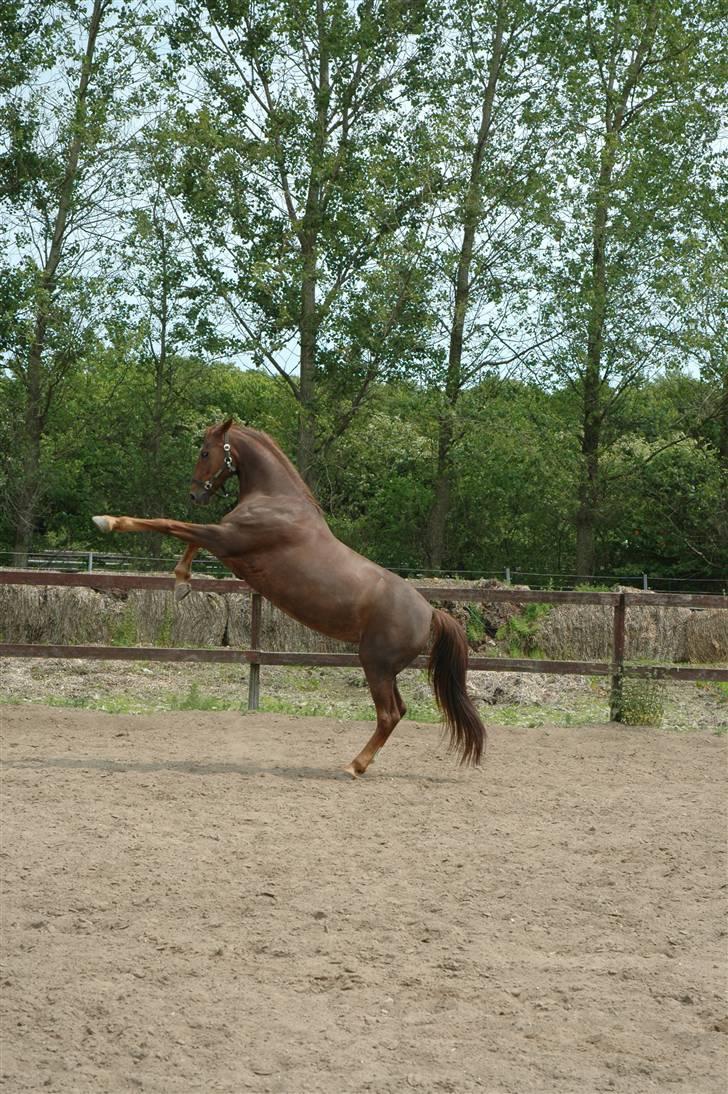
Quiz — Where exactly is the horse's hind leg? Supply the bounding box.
[394,681,407,719]
[345,669,402,778]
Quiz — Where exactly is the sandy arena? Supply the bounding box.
[1,705,726,1093]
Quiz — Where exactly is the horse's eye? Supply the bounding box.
[202,450,209,458]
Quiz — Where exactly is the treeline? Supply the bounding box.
[1,0,726,578]
[1,363,724,580]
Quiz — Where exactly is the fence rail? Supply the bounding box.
[1,569,726,718]
[1,551,725,594]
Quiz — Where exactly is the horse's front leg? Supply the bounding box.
[92,515,232,560]
[173,545,199,603]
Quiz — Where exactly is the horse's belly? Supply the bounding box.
[269,595,360,643]
[228,558,365,643]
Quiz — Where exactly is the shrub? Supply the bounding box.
[620,678,665,725]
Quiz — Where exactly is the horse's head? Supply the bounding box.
[189,418,237,504]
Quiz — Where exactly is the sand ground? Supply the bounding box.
[1,704,726,1093]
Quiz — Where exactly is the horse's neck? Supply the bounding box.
[233,432,304,501]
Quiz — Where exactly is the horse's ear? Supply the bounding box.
[218,417,234,434]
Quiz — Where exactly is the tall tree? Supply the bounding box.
[414,0,557,567]
[0,0,157,563]
[164,0,438,484]
[535,0,725,576]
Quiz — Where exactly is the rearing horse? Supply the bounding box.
[93,419,484,776]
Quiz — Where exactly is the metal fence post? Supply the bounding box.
[609,592,626,722]
[505,567,511,584]
[642,572,648,591]
[247,592,262,710]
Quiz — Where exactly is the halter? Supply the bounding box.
[191,432,237,496]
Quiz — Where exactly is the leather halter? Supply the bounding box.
[191,432,237,496]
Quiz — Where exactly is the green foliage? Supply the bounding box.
[170,683,241,712]
[157,603,174,648]
[110,606,138,648]
[619,679,666,727]
[496,603,551,658]
[0,0,724,588]
[465,605,488,645]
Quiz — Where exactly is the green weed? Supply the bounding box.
[496,603,551,658]
[465,605,488,645]
[619,678,665,726]
[157,603,174,647]
[110,606,138,647]
[170,683,243,712]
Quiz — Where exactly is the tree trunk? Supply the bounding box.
[298,240,317,486]
[719,360,728,471]
[576,171,610,578]
[575,404,600,578]
[574,4,658,578]
[294,0,330,488]
[427,7,505,568]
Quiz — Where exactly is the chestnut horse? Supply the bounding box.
[93,419,484,776]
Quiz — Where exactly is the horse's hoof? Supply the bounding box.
[174,582,192,604]
[344,763,363,779]
[92,515,113,533]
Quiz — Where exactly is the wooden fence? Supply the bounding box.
[1,569,726,720]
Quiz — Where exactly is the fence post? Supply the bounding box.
[505,567,511,584]
[642,572,648,591]
[88,552,93,573]
[247,592,262,711]
[609,592,626,722]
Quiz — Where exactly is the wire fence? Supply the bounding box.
[0,550,725,595]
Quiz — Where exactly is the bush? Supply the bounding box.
[620,678,665,726]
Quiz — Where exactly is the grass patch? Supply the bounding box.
[169,682,243,712]
[2,694,159,715]
[696,680,728,702]
[259,694,441,723]
[479,700,608,728]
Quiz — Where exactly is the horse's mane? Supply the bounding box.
[236,425,322,511]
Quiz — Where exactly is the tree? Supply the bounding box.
[534,0,726,576]
[0,0,157,563]
[408,0,559,567]
[164,0,439,484]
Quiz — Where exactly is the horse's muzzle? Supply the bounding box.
[190,488,211,505]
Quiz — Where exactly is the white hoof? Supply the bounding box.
[92,515,113,533]
[174,582,192,603]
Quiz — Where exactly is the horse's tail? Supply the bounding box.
[428,608,485,766]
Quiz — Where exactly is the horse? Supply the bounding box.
[92,418,484,776]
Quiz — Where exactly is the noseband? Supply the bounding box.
[192,432,237,497]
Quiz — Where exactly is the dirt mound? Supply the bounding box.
[468,670,589,706]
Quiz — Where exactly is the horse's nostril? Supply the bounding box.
[189,493,196,502]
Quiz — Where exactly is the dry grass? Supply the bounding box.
[1,581,725,666]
